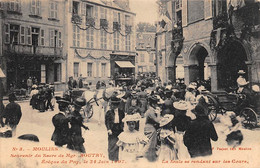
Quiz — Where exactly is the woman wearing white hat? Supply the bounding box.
[116,113,148,162]
[157,114,178,161]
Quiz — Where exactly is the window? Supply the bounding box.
[86,28,94,48]
[72,1,79,15]
[176,0,182,10]
[58,31,62,47]
[0,1,4,10]
[149,53,153,63]
[125,35,131,51]
[40,29,44,46]
[86,4,94,18]
[41,64,46,83]
[141,54,144,62]
[5,24,10,43]
[114,32,119,50]
[73,25,80,47]
[10,24,19,44]
[100,30,107,49]
[27,27,32,45]
[187,0,204,24]
[50,29,54,47]
[7,0,21,12]
[101,63,106,77]
[113,11,121,23]
[49,1,58,19]
[87,63,93,77]
[100,7,107,19]
[31,0,41,16]
[125,15,130,25]
[20,26,25,44]
[54,63,61,82]
[74,62,79,78]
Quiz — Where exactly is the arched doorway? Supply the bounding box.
[217,41,248,90]
[188,45,210,82]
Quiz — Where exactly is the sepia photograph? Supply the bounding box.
[0,0,259,167]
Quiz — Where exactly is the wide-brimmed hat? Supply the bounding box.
[198,85,207,92]
[122,113,141,122]
[238,70,246,74]
[252,85,260,92]
[160,114,174,127]
[173,101,189,110]
[73,98,86,107]
[32,84,38,89]
[187,84,196,90]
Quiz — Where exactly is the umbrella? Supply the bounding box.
[0,68,6,78]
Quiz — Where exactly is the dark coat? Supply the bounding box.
[4,102,22,127]
[172,115,191,132]
[51,113,70,145]
[105,108,125,135]
[184,116,218,158]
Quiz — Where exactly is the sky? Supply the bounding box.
[129,0,158,25]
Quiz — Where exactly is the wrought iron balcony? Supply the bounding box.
[71,14,82,24]
[4,44,62,58]
[100,19,108,29]
[86,17,95,26]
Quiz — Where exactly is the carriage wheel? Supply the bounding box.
[207,95,219,122]
[83,105,94,119]
[240,107,258,128]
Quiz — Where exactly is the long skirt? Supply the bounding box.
[144,124,158,162]
[175,132,190,159]
[158,144,177,161]
[108,123,122,161]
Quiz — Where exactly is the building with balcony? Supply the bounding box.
[66,0,136,86]
[156,0,185,83]
[1,0,66,90]
[156,0,260,91]
[136,29,156,74]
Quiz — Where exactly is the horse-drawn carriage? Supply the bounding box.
[205,89,260,128]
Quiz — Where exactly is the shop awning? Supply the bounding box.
[115,61,135,68]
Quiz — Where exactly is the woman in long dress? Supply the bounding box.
[143,95,161,162]
[158,114,178,161]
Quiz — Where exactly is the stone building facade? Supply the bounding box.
[66,0,136,87]
[0,0,66,91]
[136,31,156,74]
[156,0,260,91]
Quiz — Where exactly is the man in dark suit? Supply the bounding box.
[184,104,218,158]
[105,96,125,161]
[3,93,22,136]
[51,99,70,147]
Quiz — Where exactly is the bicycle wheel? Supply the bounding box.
[207,95,219,122]
[240,107,258,128]
[83,105,94,119]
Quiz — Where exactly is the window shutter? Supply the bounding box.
[49,29,54,47]
[204,0,212,20]
[20,26,25,44]
[27,27,32,45]
[182,0,188,26]
[5,24,10,44]
[55,2,58,19]
[40,29,44,46]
